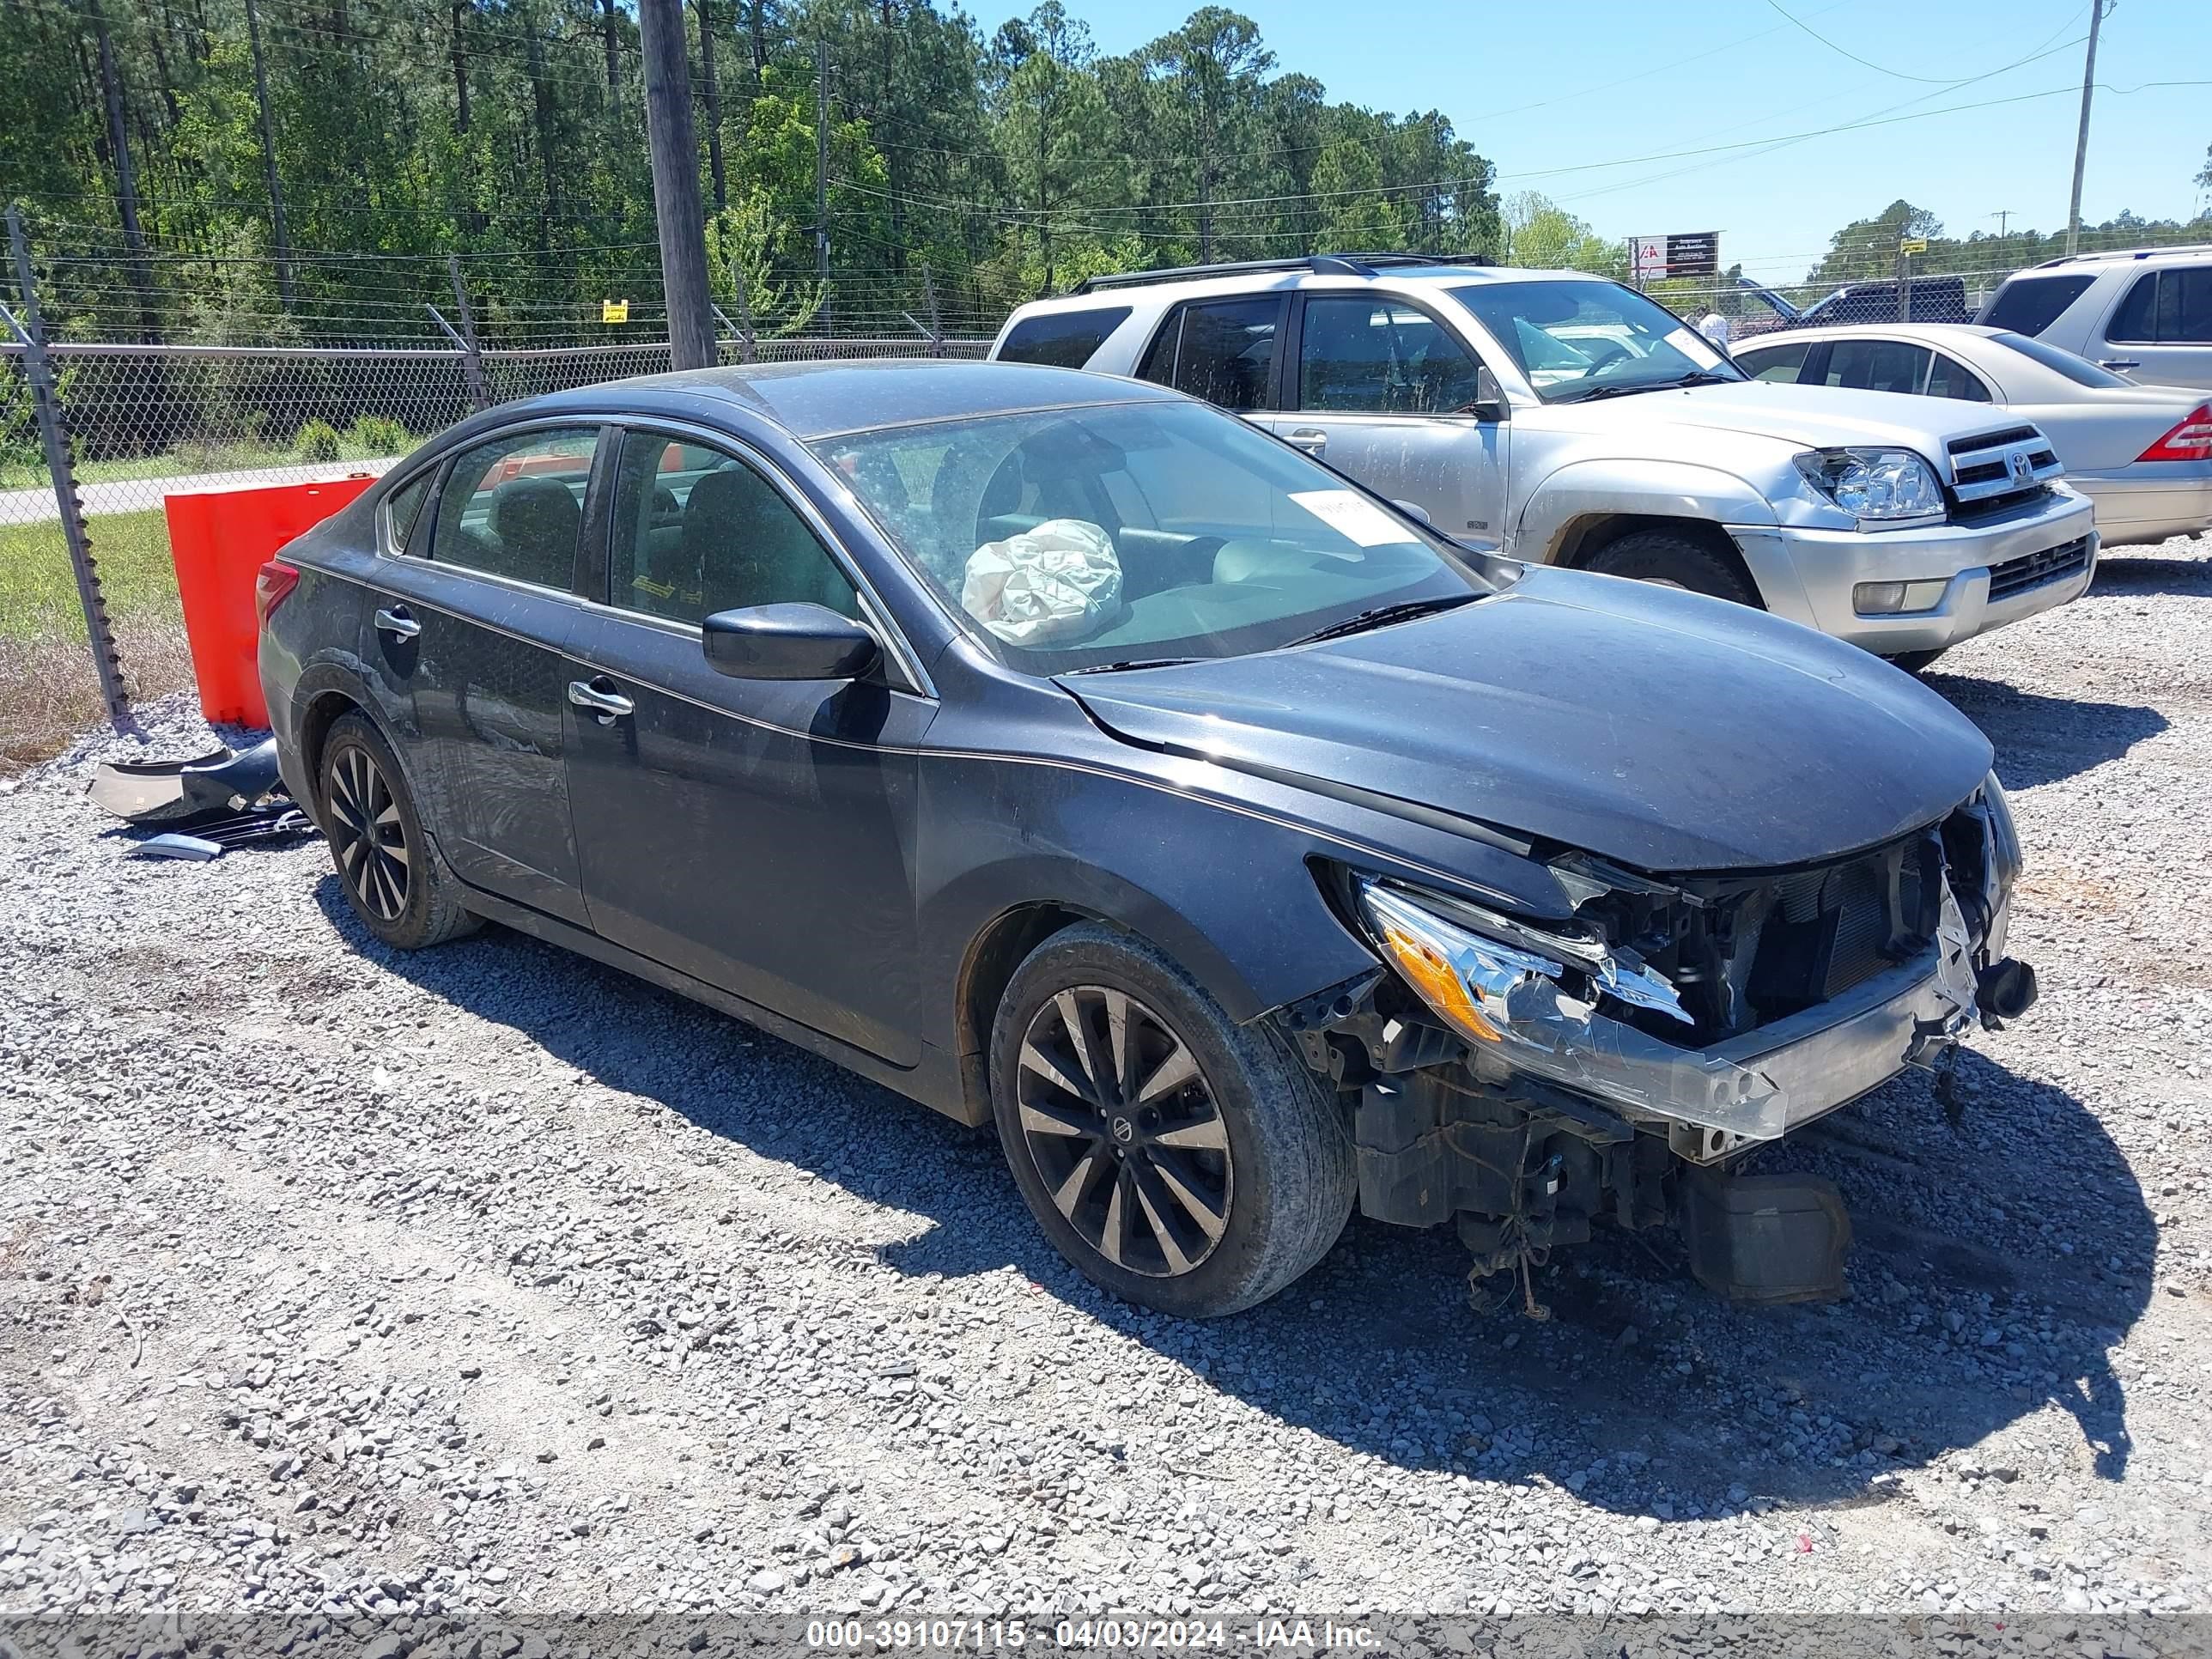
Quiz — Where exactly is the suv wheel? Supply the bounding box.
[319,711,479,951]
[1583,528,1759,607]
[989,923,1355,1318]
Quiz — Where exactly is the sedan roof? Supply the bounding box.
[526,357,1182,441]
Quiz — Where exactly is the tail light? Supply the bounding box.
[2139,405,2212,462]
[254,558,301,629]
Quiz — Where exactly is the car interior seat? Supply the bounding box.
[685,465,854,617]
[487,476,582,588]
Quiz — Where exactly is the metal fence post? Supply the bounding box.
[429,253,490,410]
[5,205,130,727]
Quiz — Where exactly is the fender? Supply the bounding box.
[1513,456,1816,622]
[1516,456,1781,563]
[914,747,1389,1045]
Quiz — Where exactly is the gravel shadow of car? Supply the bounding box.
[1923,673,2166,790]
[316,878,2152,1523]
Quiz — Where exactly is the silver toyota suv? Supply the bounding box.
[993,253,2099,667]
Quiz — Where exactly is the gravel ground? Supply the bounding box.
[3,533,2210,1630]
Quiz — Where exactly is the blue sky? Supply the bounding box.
[1042,0,2211,281]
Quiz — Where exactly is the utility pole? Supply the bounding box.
[815,37,832,331]
[242,0,294,308]
[639,0,716,369]
[1990,209,2014,239]
[2065,0,2107,257]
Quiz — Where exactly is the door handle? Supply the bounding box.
[1284,428,1328,453]
[373,605,421,641]
[567,677,635,720]
[2098,358,2141,371]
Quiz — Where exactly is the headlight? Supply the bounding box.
[1795,447,1946,522]
[1357,879,1789,1139]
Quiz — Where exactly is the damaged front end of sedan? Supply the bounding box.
[1285,774,2037,1307]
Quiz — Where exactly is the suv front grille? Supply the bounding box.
[1988,535,2093,603]
[1946,424,2064,509]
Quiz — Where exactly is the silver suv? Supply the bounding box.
[1978,244,2212,393]
[993,254,2098,667]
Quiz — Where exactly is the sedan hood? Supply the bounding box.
[1061,568,1993,873]
[1542,380,2023,454]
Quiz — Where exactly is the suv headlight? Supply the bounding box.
[1795,447,1946,523]
[1356,879,1789,1139]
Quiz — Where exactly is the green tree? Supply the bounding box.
[1502,191,1623,276]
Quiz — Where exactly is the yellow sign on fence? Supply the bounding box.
[601,299,629,324]
[1899,238,1929,255]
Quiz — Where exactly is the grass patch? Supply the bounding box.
[1,507,190,770]
[0,508,181,643]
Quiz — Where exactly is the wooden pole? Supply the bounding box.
[639,0,716,370]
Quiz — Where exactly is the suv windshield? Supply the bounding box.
[1449,279,1741,403]
[812,400,1493,674]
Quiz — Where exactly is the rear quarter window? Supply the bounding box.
[1978,272,2096,337]
[996,307,1132,368]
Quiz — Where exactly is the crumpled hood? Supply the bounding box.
[1060,567,1994,873]
[1538,379,2026,456]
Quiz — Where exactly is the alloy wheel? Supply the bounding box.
[327,744,410,923]
[1015,986,1233,1278]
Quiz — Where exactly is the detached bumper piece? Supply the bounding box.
[91,738,317,860]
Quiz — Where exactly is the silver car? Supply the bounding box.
[1731,322,2212,549]
[994,255,2098,669]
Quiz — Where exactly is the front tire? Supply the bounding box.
[1582,528,1760,607]
[989,923,1355,1318]
[1885,647,1948,674]
[319,711,479,951]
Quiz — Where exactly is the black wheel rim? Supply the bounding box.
[328,744,410,923]
[1016,986,1232,1279]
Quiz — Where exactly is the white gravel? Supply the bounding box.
[3,532,2209,1631]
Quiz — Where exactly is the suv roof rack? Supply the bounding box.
[1069,251,1491,295]
[2028,241,2212,270]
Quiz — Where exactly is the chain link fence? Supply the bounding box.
[0,330,988,768]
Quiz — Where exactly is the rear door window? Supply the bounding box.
[1135,297,1285,411]
[1823,339,1934,396]
[1979,272,2096,337]
[428,428,599,590]
[2109,269,2212,344]
[997,307,1132,368]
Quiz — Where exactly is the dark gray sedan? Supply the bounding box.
[258,360,2035,1317]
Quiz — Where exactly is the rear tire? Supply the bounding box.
[989,922,1355,1318]
[1582,528,1761,607]
[319,711,479,951]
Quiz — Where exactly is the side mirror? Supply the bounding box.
[1466,365,1509,423]
[1390,499,1434,526]
[702,603,880,683]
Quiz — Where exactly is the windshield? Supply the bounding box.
[1990,331,2137,389]
[812,400,1492,674]
[1449,279,1741,403]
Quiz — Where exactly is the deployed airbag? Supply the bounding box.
[961,518,1122,646]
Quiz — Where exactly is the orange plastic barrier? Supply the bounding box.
[163,474,375,726]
